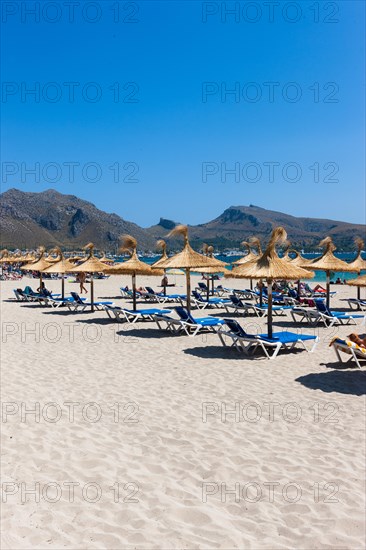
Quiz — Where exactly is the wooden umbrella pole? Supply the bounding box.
[250,278,253,290]
[62,277,65,300]
[211,276,215,296]
[326,271,330,309]
[357,283,360,301]
[91,277,94,313]
[186,268,191,312]
[206,277,209,301]
[132,273,136,310]
[259,279,263,307]
[164,269,167,296]
[267,279,273,339]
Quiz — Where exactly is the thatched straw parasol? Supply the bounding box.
[346,238,366,300]
[227,227,314,338]
[347,274,366,287]
[68,255,83,263]
[196,244,225,298]
[286,249,315,296]
[234,241,258,266]
[157,225,227,311]
[0,251,19,276]
[99,252,114,265]
[21,247,52,287]
[0,252,21,264]
[234,238,263,292]
[288,250,314,267]
[19,252,36,263]
[104,235,155,310]
[69,243,108,312]
[42,247,76,299]
[305,237,354,307]
[195,265,231,299]
[151,240,169,295]
[45,253,60,263]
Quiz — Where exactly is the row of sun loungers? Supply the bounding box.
[10,285,366,366]
[13,288,113,311]
[290,299,365,327]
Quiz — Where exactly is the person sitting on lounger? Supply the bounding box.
[348,333,366,349]
[37,282,48,295]
[313,284,326,293]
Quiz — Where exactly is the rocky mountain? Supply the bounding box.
[1,190,365,252]
[0,189,155,251]
[177,205,366,251]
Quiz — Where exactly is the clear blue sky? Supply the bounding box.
[1,0,365,227]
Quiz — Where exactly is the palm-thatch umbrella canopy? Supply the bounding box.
[286,249,315,297]
[104,235,156,310]
[305,237,354,308]
[0,252,20,264]
[99,252,114,265]
[347,274,366,287]
[157,225,227,311]
[21,247,52,287]
[347,238,366,272]
[151,240,169,295]
[288,249,314,267]
[347,238,366,299]
[234,239,262,292]
[227,227,314,338]
[19,252,36,263]
[234,241,258,266]
[0,250,22,264]
[0,251,17,275]
[45,253,60,263]
[197,244,225,297]
[195,265,231,299]
[68,255,83,263]
[152,240,168,267]
[69,243,108,312]
[42,247,76,299]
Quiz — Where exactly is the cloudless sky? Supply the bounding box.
[1,0,365,227]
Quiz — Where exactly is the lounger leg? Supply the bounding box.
[218,332,227,346]
[350,348,362,369]
[270,342,282,359]
[334,346,343,363]
[309,338,319,353]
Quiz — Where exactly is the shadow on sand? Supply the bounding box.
[183,345,245,360]
[296,367,366,396]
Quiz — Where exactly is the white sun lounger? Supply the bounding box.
[330,337,366,369]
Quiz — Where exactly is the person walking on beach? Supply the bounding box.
[77,272,88,294]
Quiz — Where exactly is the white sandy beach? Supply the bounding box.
[1,275,365,549]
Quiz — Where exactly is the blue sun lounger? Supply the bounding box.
[191,290,230,309]
[144,286,186,304]
[218,318,318,359]
[314,299,365,327]
[104,305,172,323]
[167,306,225,336]
[341,298,366,312]
[68,292,113,312]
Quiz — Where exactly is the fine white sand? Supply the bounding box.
[1,275,365,549]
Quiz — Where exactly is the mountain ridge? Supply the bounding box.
[1,188,365,252]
